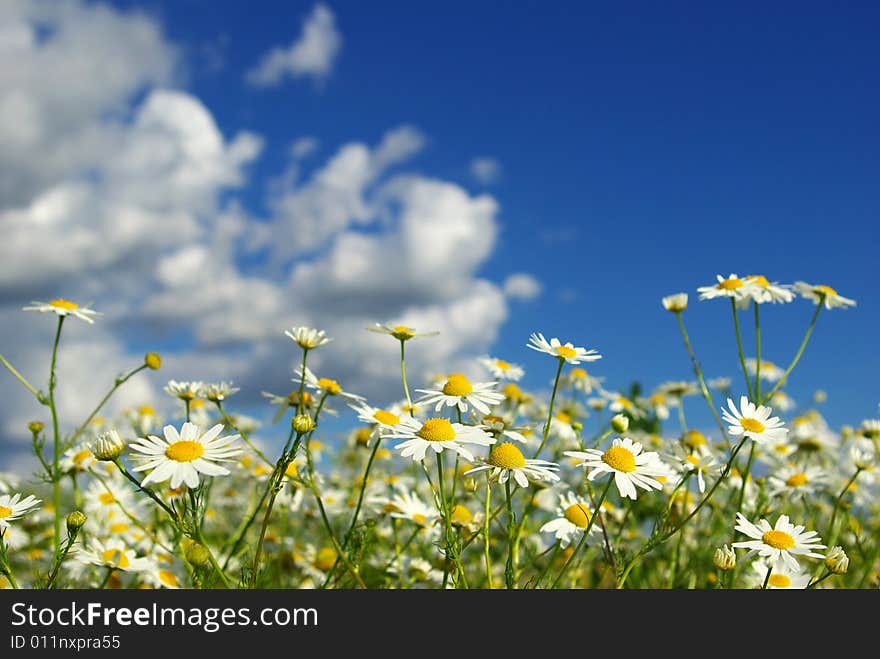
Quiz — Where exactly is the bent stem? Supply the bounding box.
[68,364,148,447]
[0,354,45,402]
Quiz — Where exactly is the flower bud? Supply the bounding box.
[611,414,629,433]
[185,543,212,567]
[28,420,44,434]
[662,293,688,312]
[292,414,316,434]
[571,421,583,433]
[713,544,736,571]
[824,546,849,574]
[91,429,125,461]
[66,511,87,535]
[144,352,162,370]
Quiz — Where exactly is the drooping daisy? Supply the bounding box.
[793,281,856,310]
[203,381,240,402]
[766,465,827,499]
[722,396,788,445]
[164,380,204,401]
[464,442,560,488]
[22,298,102,323]
[388,417,495,463]
[76,539,152,572]
[696,274,750,302]
[0,493,41,528]
[769,391,796,413]
[296,366,365,402]
[744,275,794,304]
[539,491,600,549]
[746,559,811,589]
[732,512,826,571]
[285,326,333,350]
[479,356,525,381]
[745,359,785,383]
[564,437,668,500]
[527,332,602,364]
[415,373,504,415]
[367,323,439,342]
[130,422,241,489]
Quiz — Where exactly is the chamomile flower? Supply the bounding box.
[262,389,314,424]
[0,493,41,528]
[296,366,365,402]
[284,326,333,349]
[667,445,721,494]
[662,293,688,312]
[388,417,495,463]
[708,377,732,392]
[743,275,794,305]
[857,419,880,441]
[766,465,827,499]
[561,367,604,394]
[126,405,161,436]
[479,356,525,381]
[732,512,826,571]
[745,359,785,383]
[746,559,811,589]
[368,323,439,342]
[564,437,667,500]
[382,487,440,529]
[351,401,402,434]
[130,422,241,489]
[76,539,152,572]
[793,282,856,309]
[164,380,204,401]
[22,298,102,323]
[656,381,699,399]
[697,274,750,302]
[722,396,788,445]
[464,442,560,488]
[59,442,98,474]
[203,381,239,402]
[527,332,602,364]
[769,391,796,413]
[416,373,505,415]
[606,393,646,419]
[480,415,531,445]
[539,491,600,548]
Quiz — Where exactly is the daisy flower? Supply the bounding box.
[164,380,204,401]
[656,380,699,398]
[667,445,721,494]
[479,356,525,381]
[606,393,646,419]
[203,381,239,402]
[388,417,494,463]
[766,465,827,499]
[768,391,796,413]
[564,437,668,500]
[745,359,785,383]
[130,422,242,489]
[0,493,41,528]
[126,404,161,436]
[662,293,688,312]
[351,401,402,435]
[415,373,504,415]
[793,282,856,309]
[262,389,314,423]
[367,323,439,342]
[857,418,880,441]
[22,298,102,323]
[284,326,333,349]
[527,332,602,364]
[746,559,811,589]
[464,442,560,488]
[722,396,788,445]
[480,415,531,445]
[382,487,440,529]
[59,441,98,474]
[76,539,152,572]
[539,491,600,549]
[696,274,750,302]
[708,377,732,392]
[732,512,826,571]
[744,275,794,304]
[561,367,604,394]
[296,366,365,402]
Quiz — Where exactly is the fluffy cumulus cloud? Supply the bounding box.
[246,3,342,86]
[503,273,543,301]
[0,1,512,463]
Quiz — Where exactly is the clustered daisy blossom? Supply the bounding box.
[388,417,495,462]
[415,372,504,415]
[565,437,668,500]
[722,396,788,445]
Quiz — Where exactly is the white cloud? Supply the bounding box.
[470,157,501,185]
[503,273,542,301]
[290,136,319,159]
[246,3,342,86]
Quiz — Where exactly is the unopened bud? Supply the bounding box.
[662,293,688,312]
[713,544,736,571]
[824,546,849,574]
[185,543,212,567]
[292,414,316,434]
[91,429,125,461]
[144,352,162,370]
[66,511,87,535]
[28,421,44,434]
[611,414,629,433]
[571,421,583,433]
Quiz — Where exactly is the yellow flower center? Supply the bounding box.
[563,503,592,528]
[49,298,79,310]
[762,530,796,550]
[0,506,12,519]
[488,442,526,469]
[158,570,179,587]
[748,275,770,288]
[768,574,791,588]
[740,418,766,434]
[74,450,92,465]
[786,473,809,487]
[556,345,577,359]
[685,454,701,466]
[451,504,473,526]
[316,378,341,395]
[602,446,636,473]
[314,547,337,571]
[190,398,205,408]
[99,492,116,505]
[109,523,129,534]
[138,405,155,416]
[442,373,474,397]
[412,513,427,526]
[373,409,400,425]
[684,430,706,448]
[555,411,572,424]
[417,418,456,442]
[101,548,130,569]
[483,415,505,428]
[355,427,372,445]
[570,368,587,379]
[717,278,744,290]
[495,359,511,371]
[284,462,298,478]
[287,391,312,406]
[391,325,416,340]
[503,383,524,402]
[164,441,205,462]
[815,285,837,296]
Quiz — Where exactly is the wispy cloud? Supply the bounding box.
[245,3,342,87]
[470,157,502,185]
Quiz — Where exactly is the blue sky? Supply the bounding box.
[1,1,877,467]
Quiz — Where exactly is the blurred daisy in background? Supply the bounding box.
[527,333,602,364]
[793,282,856,309]
[539,491,600,548]
[479,356,525,381]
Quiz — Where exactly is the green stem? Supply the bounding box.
[504,479,516,589]
[188,489,231,589]
[216,401,272,467]
[534,358,565,458]
[550,477,612,589]
[806,570,833,589]
[731,299,754,402]
[735,442,756,515]
[49,316,65,559]
[761,563,772,589]
[68,365,148,447]
[0,353,44,402]
[400,340,413,415]
[676,397,688,433]
[98,566,115,589]
[826,468,862,549]
[111,459,178,521]
[754,303,762,402]
[762,301,823,404]
[297,349,309,415]
[483,475,493,588]
[45,531,79,589]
